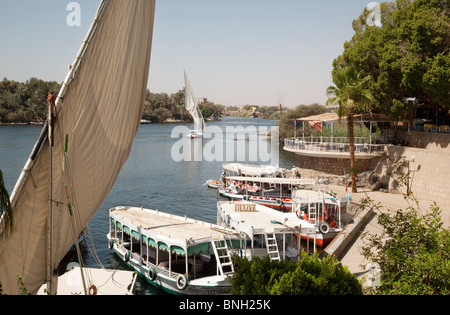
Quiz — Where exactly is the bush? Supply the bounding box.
[361,203,450,295]
[231,253,362,295]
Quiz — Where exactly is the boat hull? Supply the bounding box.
[299,231,339,248]
[206,179,224,189]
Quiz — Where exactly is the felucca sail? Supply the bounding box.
[184,71,206,137]
[0,0,156,294]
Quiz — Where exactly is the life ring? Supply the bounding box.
[176,274,188,290]
[108,238,114,249]
[148,267,157,281]
[276,199,283,206]
[242,195,248,201]
[88,285,98,296]
[124,250,130,262]
[319,222,330,234]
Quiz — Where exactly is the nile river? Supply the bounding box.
[0,117,295,294]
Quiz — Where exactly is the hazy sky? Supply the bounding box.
[0,0,382,107]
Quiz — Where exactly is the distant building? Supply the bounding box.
[197,98,208,104]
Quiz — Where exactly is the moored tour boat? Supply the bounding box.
[292,188,349,247]
[219,176,316,212]
[107,206,242,295]
[216,201,318,258]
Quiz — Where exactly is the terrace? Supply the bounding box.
[283,113,394,159]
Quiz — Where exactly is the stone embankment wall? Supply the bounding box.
[294,155,381,177]
[389,130,450,205]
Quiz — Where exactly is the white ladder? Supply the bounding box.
[211,240,234,278]
[265,233,281,261]
[309,204,317,224]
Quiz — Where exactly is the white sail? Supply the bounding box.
[0,0,156,294]
[184,71,206,133]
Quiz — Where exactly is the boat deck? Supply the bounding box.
[217,201,316,235]
[110,206,236,243]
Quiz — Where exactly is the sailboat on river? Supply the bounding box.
[184,71,206,138]
[0,0,156,295]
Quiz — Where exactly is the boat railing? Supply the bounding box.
[284,137,388,154]
[155,264,181,281]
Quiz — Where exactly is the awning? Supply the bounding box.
[293,113,391,123]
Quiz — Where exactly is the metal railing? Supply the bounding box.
[284,137,387,154]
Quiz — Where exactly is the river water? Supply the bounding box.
[0,117,295,294]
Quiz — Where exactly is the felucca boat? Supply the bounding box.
[0,0,156,295]
[184,71,206,139]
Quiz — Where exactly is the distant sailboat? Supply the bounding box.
[184,71,206,138]
[0,0,156,295]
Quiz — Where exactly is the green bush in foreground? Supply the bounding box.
[231,252,362,295]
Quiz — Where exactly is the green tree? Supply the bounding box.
[334,0,450,119]
[326,66,375,193]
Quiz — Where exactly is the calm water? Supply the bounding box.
[0,117,295,294]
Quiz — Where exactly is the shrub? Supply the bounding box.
[231,253,362,295]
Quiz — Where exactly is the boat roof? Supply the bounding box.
[293,189,343,203]
[225,176,316,186]
[218,201,316,236]
[110,206,237,246]
[222,163,286,176]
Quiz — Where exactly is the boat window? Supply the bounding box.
[131,230,140,241]
[148,238,157,248]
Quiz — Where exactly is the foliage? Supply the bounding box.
[0,77,60,124]
[361,154,450,295]
[0,78,225,124]
[231,253,362,295]
[0,169,13,239]
[0,276,29,295]
[361,203,450,295]
[142,89,224,123]
[333,0,450,118]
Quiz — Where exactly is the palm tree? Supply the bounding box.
[0,169,13,239]
[326,66,375,193]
